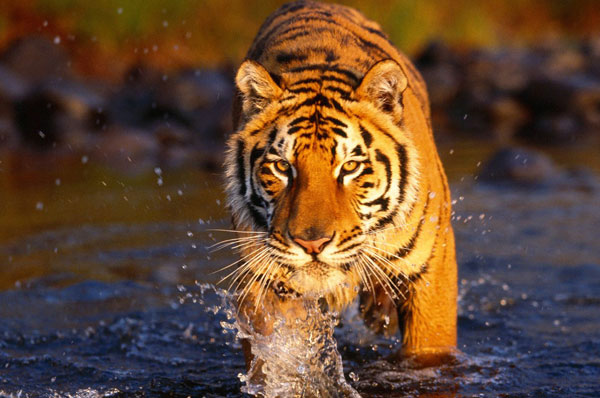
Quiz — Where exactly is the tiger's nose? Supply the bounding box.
[293,236,332,254]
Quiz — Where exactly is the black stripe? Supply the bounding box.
[324,86,351,98]
[288,87,316,94]
[359,125,373,146]
[290,116,311,126]
[397,144,408,203]
[364,196,390,211]
[290,78,322,87]
[376,149,392,191]
[294,94,332,109]
[361,24,389,41]
[287,126,303,135]
[267,127,278,145]
[331,127,347,137]
[323,116,348,127]
[276,51,308,64]
[250,144,265,167]
[289,64,359,83]
[351,145,363,156]
[329,97,346,113]
[360,166,373,176]
[321,74,355,87]
[248,205,267,229]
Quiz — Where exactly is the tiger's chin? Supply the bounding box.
[285,262,360,311]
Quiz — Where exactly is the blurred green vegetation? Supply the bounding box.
[0,0,598,78]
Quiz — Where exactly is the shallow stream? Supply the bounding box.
[1,142,599,397]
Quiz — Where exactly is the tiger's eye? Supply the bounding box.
[342,161,359,173]
[274,160,290,173]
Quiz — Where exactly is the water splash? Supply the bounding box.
[204,286,361,397]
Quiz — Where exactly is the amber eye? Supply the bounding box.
[341,161,359,173]
[274,160,290,173]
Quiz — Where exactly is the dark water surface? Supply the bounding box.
[1,144,599,397]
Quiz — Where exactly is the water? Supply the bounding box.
[1,147,599,397]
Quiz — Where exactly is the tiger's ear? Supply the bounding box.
[235,60,283,117]
[356,59,408,116]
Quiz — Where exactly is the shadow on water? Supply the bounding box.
[1,147,599,397]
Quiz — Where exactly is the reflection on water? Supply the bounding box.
[1,145,599,397]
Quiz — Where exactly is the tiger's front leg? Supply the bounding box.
[236,282,310,383]
[361,234,458,364]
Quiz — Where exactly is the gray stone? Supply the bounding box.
[478,146,562,186]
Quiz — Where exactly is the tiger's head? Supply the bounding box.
[225,59,421,308]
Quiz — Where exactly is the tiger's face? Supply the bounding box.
[225,60,420,303]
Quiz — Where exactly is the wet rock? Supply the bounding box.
[420,64,461,107]
[13,79,108,149]
[13,89,60,147]
[477,146,561,186]
[0,65,29,103]
[520,76,600,118]
[416,41,460,68]
[520,113,583,144]
[155,68,234,143]
[0,36,72,84]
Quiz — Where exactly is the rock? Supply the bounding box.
[420,64,461,107]
[155,68,233,144]
[487,97,529,143]
[13,89,60,147]
[520,76,600,116]
[520,113,583,144]
[13,78,108,149]
[516,75,600,143]
[477,146,562,186]
[0,36,72,84]
[0,65,29,103]
[416,41,460,68]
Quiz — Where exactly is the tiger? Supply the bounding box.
[223,0,457,368]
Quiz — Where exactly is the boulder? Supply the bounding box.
[13,78,108,149]
[477,146,561,186]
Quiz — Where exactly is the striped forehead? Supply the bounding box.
[282,107,363,159]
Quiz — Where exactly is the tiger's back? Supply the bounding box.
[227,0,457,357]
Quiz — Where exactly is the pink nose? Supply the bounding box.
[293,236,332,254]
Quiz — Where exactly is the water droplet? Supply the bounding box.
[428,191,436,199]
[117,7,123,14]
[187,231,193,237]
[53,36,61,44]
[81,155,89,164]
[35,202,44,211]
[55,178,61,186]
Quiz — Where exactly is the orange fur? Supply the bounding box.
[224,0,457,363]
